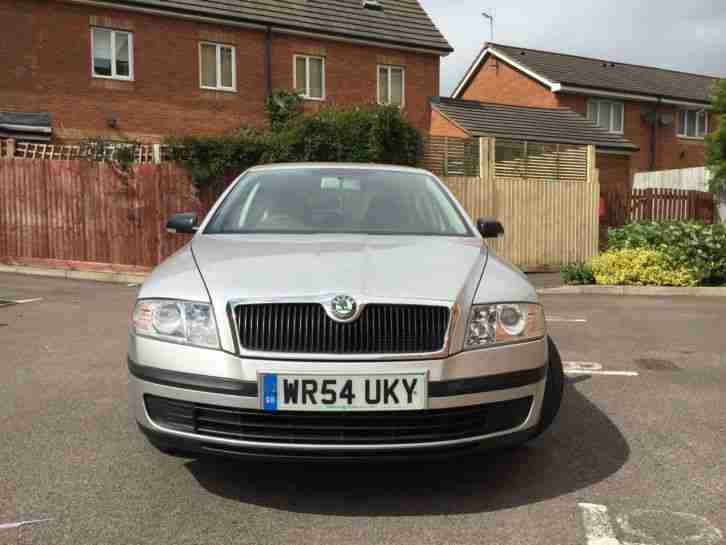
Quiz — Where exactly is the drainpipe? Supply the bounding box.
[265,26,273,96]
[650,98,661,171]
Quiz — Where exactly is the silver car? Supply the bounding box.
[128,164,563,460]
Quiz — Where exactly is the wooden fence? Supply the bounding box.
[444,176,600,269]
[442,138,600,270]
[1,138,166,163]
[603,188,715,227]
[421,136,480,177]
[0,159,207,269]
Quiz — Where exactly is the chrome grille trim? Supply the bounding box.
[228,296,457,361]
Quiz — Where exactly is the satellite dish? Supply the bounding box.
[660,113,675,126]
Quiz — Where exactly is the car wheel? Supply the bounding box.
[529,335,565,440]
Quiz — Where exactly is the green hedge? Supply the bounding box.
[166,100,421,188]
[591,248,697,287]
[560,262,595,285]
[608,221,726,285]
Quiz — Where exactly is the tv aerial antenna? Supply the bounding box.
[482,9,495,42]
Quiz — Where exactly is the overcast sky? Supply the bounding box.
[420,0,726,96]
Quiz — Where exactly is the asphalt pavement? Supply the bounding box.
[1,273,725,545]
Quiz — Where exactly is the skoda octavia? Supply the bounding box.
[128,164,563,459]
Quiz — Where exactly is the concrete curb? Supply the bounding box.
[538,285,726,297]
[0,264,148,285]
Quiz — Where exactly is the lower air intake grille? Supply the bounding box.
[145,395,533,445]
[234,303,450,354]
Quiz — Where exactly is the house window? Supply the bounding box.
[587,99,624,133]
[677,109,708,138]
[199,42,236,91]
[91,28,133,80]
[294,55,325,100]
[378,65,405,107]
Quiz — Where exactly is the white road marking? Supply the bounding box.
[0,518,52,531]
[12,297,44,304]
[547,316,588,323]
[579,503,621,545]
[579,503,722,545]
[565,361,639,377]
[618,510,723,545]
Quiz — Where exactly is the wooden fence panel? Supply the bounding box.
[421,136,479,177]
[0,159,205,268]
[442,173,600,270]
[603,188,715,227]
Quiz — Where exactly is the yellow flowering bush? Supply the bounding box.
[590,248,698,287]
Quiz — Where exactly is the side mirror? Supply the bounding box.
[166,213,198,234]
[476,216,504,239]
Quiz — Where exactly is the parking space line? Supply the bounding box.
[579,503,621,545]
[547,317,588,323]
[0,297,43,306]
[564,361,640,377]
[0,518,52,531]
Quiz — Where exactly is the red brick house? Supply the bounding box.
[433,42,721,194]
[0,0,452,143]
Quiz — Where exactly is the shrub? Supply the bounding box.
[166,103,421,188]
[607,221,726,285]
[560,262,595,285]
[264,89,303,132]
[591,248,698,287]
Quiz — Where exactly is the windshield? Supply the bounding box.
[204,168,472,236]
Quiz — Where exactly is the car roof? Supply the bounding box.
[247,163,431,175]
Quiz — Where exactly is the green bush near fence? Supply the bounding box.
[560,261,595,285]
[590,248,698,287]
[561,221,726,286]
[165,92,421,188]
[607,221,726,285]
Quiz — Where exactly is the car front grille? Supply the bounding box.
[234,303,450,355]
[144,395,533,445]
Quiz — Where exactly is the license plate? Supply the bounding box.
[259,373,427,412]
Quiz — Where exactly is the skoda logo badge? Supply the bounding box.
[331,295,357,320]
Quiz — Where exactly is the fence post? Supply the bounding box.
[478,137,489,181]
[443,137,449,176]
[152,144,162,164]
[6,138,15,158]
[644,188,653,220]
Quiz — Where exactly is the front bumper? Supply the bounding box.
[129,335,547,456]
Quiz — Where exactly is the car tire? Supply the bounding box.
[529,335,565,440]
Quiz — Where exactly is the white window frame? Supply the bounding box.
[90,27,134,81]
[293,54,326,101]
[587,98,624,134]
[677,108,708,139]
[198,42,237,92]
[377,65,406,107]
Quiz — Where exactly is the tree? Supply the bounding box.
[705,78,726,193]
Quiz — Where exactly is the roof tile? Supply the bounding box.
[430,97,638,151]
[104,0,452,53]
[491,43,719,103]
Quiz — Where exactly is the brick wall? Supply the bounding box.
[456,52,715,193]
[560,95,713,177]
[429,109,469,138]
[0,0,439,142]
[596,152,631,194]
[458,55,559,108]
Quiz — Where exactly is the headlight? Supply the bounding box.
[465,303,545,349]
[132,299,220,349]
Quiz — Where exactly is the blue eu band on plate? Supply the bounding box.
[260,373,428,411]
